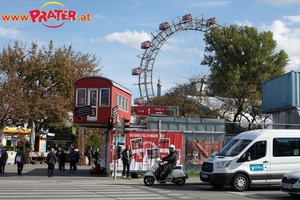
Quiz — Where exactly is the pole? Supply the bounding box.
[158,119,161,158]
[113,113,119,180]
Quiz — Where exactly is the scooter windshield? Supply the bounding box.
[218,139,252,156]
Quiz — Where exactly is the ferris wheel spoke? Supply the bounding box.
[135,14,222,103]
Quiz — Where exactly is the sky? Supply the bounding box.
[1,0,300,104]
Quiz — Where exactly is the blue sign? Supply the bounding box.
[250,164,264,171]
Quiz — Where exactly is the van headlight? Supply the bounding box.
[216,161,232,168]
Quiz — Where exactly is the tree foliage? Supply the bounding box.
[148,82,218,118]
[0,40,102,141]
[201,25,288,125]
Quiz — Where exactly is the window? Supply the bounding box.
[100,89,109,106]
[273,138,300,157]
[115,93,129,111]
[77,89,86,106]
[89,89,97,106]
[247,141,267,160]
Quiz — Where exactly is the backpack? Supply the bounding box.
[16,155,21,162]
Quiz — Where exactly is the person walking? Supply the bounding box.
[0,146,8,174]
[93,148,100,166]
[46,148,56,177]
[56,147,62,170]
[121,145,133,179]
[69,148,78,173]
[86,146,93,166]
[59,149,66,172]
[14,147,26,176]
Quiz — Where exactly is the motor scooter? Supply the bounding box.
[143,158,188,186]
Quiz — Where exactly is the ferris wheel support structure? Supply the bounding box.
[136,14,222,103]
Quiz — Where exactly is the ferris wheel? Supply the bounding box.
[132,13,222,105]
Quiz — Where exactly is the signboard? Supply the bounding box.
[75,105,93,117]
[132,106,167,116]
[109,131,183,171]
[112,105,118,118]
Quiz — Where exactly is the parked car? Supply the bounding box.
[281,169,300,197]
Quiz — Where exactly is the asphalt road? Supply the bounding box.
[0,163,297,200]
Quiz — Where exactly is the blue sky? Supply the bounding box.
[1,0,300,104]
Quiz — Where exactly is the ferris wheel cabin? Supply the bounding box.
[134,97,145,105]
[141,41,152,49]
[73,76,132,128]
[159,22,170,31]
[182,13,192,21]
[132,67,142,76]
[206,17,217,27]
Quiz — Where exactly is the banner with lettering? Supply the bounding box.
[109,131,183,171]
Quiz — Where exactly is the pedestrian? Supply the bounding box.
[121,145,133,179]
[69,148,78,173]
[0,146,8,174]
[86,146,93,166]
[14,147,26,176]
[59,149,66,172]
[93,148,100,166]
[46,148,56,177]
[56,147,62,170]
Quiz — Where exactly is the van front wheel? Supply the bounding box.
[231,174,249,192]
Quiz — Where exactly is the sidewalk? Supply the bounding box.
[2,163,202,184]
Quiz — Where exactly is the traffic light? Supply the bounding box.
[108,117,114,130]
[121,118,130,136]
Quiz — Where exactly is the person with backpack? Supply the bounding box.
[14,147,26,176]
[46,148,57,177]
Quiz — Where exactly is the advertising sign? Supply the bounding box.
[186,140,224,164]
[109,131,183,171]
[132,106,167,116]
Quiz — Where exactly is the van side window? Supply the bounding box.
[273,138,300,157]
[247,141,267,160]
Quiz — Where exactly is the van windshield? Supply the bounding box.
[218,139,252,156]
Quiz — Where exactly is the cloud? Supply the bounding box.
[260,18,300,72]
[257,0,300,5]
[187,1,229,7]
[90,29,151,49]
[0,27,20,39]
[235,20,253,27]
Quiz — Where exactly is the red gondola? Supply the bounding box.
[206,17,217,27]
[134,98,145,105]
[182,13,192,21]
[132,68,142,75]
[159,22,170,31]
[141,41,152,49]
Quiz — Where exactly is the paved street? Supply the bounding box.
[0,164,296,200]
[0,163,199,200]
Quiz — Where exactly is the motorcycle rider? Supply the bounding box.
[155,144,177,180]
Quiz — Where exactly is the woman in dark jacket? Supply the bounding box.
[14,147,26,176]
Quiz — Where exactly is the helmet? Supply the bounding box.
[169,144,175,149]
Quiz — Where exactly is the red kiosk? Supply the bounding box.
[73,76,132,127]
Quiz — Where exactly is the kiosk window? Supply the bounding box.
[77,89,86,106]
[100,89,109,106]
[90,90,97,106]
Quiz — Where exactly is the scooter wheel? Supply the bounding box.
[144,176,155,186]
[175,177,186,186]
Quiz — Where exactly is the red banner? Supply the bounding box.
[132,106,167,116]
[109,131,183,171]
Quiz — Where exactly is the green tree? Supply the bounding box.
[147,82,218,118]
[0,40,102,145]
[201,25,288,128]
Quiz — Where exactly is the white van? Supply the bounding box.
[200,129,300,191]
